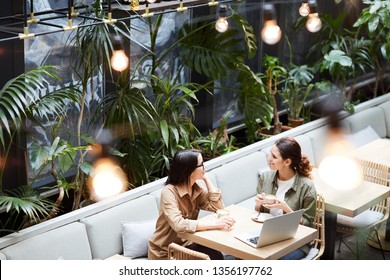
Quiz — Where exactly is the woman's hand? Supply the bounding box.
[196,175,218,193]
[262,199,293,213]
[255,193,266,210]
[197,216,236,231]
[214,216,236,230]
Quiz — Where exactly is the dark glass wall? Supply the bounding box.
[0,1,27,190]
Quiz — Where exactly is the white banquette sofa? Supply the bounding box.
[1,93,390,260]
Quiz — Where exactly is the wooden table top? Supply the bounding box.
[350,138,390,168]
[312,168,390,217]
[178,204,317,260]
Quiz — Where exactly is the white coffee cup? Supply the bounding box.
[214,209,230,219]
[263,194,277,204]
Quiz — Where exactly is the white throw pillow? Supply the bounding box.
[345,126,380,148]
[121,219,156,259]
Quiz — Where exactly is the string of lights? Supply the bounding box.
[0,0,235,42]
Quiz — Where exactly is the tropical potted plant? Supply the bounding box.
[191,114,238,160]
[258,54,290,136]
[353,0,390,97]
[279,64,315,127]
[309,12,373,112]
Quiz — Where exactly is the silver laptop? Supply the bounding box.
[235,209,305,248]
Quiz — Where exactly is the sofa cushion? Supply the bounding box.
[150,188,162,207]
[345,125,380,148]
[121,219,156,259]
[377,100,390,138]
[344,107,387,138]
[304,125,329,167]
[0,222,92,260]
[209,151,268,206]
[80,194,159,260]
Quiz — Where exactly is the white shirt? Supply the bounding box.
[270,175,295,216]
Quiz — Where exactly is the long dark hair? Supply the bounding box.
[275,136,312,178]
[165,149,200,186]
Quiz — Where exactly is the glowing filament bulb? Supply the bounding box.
[111,50,129,72]
[215,17,228,33]
[299,2,310,16]
[306,13,322,33]
[261,20,282,45]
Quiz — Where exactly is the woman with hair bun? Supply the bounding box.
[255,136,317,260]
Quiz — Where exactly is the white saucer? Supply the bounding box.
[251,213,274,223]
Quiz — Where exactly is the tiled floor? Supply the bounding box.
[333,225,390,260]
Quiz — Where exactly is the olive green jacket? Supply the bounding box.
[256,170,317,256]
[256,170,317,227]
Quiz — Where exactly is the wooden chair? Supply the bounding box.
[167,243,210,260]
[336,159,389,259]
[300,194,325,260]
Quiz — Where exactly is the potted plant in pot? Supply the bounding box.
[258,54,290,136]
[191,114,238,160]
[279,64,316,127]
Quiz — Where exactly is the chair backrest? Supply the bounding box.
[358,159,389,217]
[359,159,389,186]
[167,243,210,260]
[311,194,325,260]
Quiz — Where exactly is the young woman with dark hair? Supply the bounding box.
[255,136,317,260]
[148,149,235,260]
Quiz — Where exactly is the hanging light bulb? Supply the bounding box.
[261,20,282,45]
[90,157,127,200]
[261,4,282,45]
[318,109,363,190]
[88,130,128,201]
[306,1,322,33]
[306,13,322,32]
[299,1,310,16]
[215,5,228,33]
[318,131,363,191]
[111,35,129,72]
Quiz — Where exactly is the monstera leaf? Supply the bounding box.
[178,21,245,80]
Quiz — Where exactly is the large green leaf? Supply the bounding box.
[57,139,77,174]
[178,21,245,80]
[324,50,352,67]
[160,120,169,148]
[231,12,257,59]
[29,142,51,172]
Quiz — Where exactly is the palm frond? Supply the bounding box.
[94,83,155,140]
[0,186,54,226]
[0,66,78,147]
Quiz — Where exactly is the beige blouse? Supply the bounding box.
[148,182,224,259]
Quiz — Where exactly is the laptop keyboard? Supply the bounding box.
[248,236,259,245]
